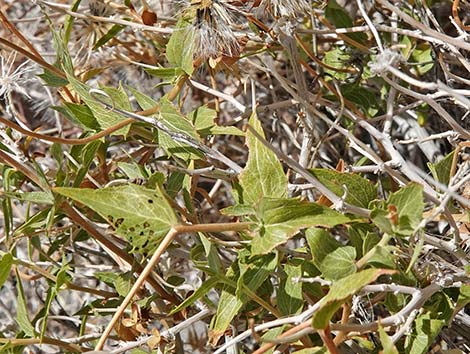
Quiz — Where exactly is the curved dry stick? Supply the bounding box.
[0,10,42,58]
[251,321,313,354]
[0,116,134,145]
[0,37,66,79]
[0,337,86,352]
[452,0,470,31]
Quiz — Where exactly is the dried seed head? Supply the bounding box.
[182,0,241,59]
[0,52,34,98]
[259,0,311,18]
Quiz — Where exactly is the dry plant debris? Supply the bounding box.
[0,0,470,353]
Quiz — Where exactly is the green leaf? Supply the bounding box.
[54,184,177,254]
[427,150,455,186]
[406,235,425,273]
[200,233,224,273]
[72,141,102,187]
[15,271,35,336]
[158,98,202,159]
[207,125,245,136]
[169,276,221,315]
[252,198,355,255]
[236,252,278,299]
[340,83,379,115]
[93,24,124,50]
[210,252,277,342]
[367,245,396,269]
[309,169,377,208]
[66,75,130,135]
[261,327,285,354]
[312,268,395,329]
[325,0,367,43]
[41,287,57,340]
[127,86,158,110]
[145,67,185,80]
[114,272,132,297]
[370,207,394,235]
[405,312,446,354]
[129,88,202,159]
[325,0,353,28]
[64,0,81,44]
[189,105,244,137]
[6,191,54,205]
[54,103,100,131]
[51,27,74,74]
[411,44,434,75]
[320,246,357,280]
[388,182,424,234]
[210,288,243,344]
[13,208,53,238]
[239,111,288,205]
[117,162,148,180]
[55,260,71,290]
[372,183,424,236]
[94,271,118,285]
[379,324,399,354]
[0,253,13,288]
[166,18,195,75]
[323,47,350,81]
[220,204,256,217]
[278,260,303,315]
[452,284,470,322]
[189,106,217,131]
[38,69,68,87]
[306,228,341,269]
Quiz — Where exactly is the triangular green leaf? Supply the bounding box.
[388,183,424,233]
[54,184,177,254]
[372,183,424,236]
[309,168,377,208]
[67,75,130,135]
[166,18,195,75]
[129,88,202,159]
[320,246,357,280]
[189,105,244,137]
[388,183,424,231]
[306,228,341,269]
[62,102,100,130]
[252,198,355,255]
[239,111,287,205]
[38,69,69,87]
[427,150,455,186]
